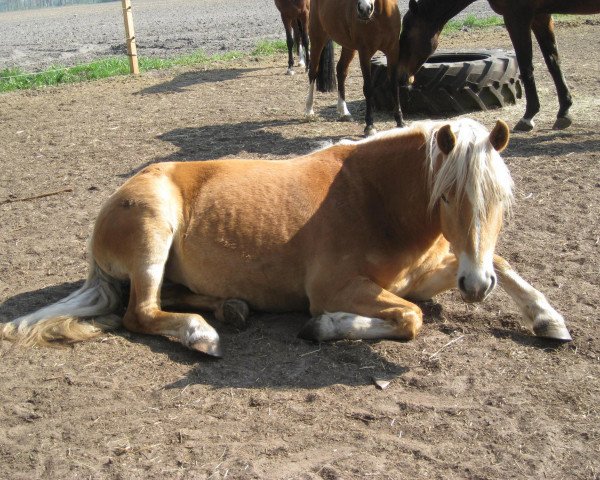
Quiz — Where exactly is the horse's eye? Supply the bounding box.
[441,193,449,204]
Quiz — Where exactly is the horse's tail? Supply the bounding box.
[316,39,336,93]
[0,260,123,347]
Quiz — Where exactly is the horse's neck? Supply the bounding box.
[348,135,441,244]
[423,0,477,29]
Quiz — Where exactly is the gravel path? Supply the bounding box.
[0,0,495,72]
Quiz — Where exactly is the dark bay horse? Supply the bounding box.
[305,0,403,136]
[1,119,571,354]
[274,0,310,75]
[399,0,600,131]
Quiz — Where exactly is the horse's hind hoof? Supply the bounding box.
[218,298,250,330]
[514,118,535,132]
[338,114,353,123]
[552,115,572,130]
[533,318,572,342]
[286,68,295,76]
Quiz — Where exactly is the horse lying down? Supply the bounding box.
[1,118,571,356]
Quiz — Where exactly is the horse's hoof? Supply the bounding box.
[303,112,317,122]
[533,318,572,342]
[298,317,323,342]
[218,298,250,330]
[364,125,377,137]
[298,61,306,69]
[286,68,295,76]
[190,338,223,357]
[338,114,353,123]
[552,116,572,130]
[514,118,535,132]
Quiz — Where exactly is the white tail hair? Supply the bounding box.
[0,262,123,346]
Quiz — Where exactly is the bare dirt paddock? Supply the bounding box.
[0,23,599,480]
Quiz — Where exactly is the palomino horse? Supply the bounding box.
[398,0,600,131]
[305,0,403,136]
[1,119,571,355]
[274,0,310,75]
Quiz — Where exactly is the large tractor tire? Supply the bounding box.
[371,50,522,115]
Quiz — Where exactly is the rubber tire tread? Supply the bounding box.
[371,50,522,115]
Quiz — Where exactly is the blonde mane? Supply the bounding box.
[420,118,514,219]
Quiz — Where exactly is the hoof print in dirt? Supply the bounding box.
[371,49,522,115]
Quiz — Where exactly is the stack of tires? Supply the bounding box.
[371,50,522,115]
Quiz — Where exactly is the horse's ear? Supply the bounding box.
[409,0,419,15]
[489,119,510,152]
[436,124,456,155]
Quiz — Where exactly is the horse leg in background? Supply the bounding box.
[299,15,310,71]
[493,256,571,341]
[336,47,356,121]
[161,283,250,330]
[386,54,404,128]
[282,15,296,75]
[358,49,377,136]
[532,14,572,130]
[299,276,423,341]
[503,12,540,131]
[304,26,329,117]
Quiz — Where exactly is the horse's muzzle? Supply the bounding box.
[356,1,374,21]
[458,273,496,303]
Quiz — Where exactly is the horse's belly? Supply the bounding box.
[166,240,310,312]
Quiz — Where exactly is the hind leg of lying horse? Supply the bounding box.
[93,197,223,356]
[161,284,250,330]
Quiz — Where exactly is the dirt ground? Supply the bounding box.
[0,22,599,480]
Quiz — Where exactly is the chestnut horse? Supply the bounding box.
[304,0,403,136]
[274,0,310,75]
[1,119,571,355]
[398,0,600,131]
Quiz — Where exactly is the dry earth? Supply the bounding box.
[0,21,599,480]
[0,0,495,72]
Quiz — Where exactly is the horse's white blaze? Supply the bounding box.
[305,80,316,116]
[337,94,352,118]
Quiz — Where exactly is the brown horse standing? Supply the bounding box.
[274,0,310,75]
[398,0,600,131]
[304,0,403,136]
[1,119,571,354]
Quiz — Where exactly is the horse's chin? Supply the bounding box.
[357,12,374,22]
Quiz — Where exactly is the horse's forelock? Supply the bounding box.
[425,118,514,219]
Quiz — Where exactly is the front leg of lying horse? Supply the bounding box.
[494,256,571,341]
[299,276,423,342]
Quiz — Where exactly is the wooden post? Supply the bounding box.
[121,0,139,75]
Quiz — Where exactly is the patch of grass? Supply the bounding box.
[0,48,244,93]
[252,39,288,56]
[443,14,504,33]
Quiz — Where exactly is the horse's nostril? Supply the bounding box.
[458,276,466,293]
[487,274,497,293]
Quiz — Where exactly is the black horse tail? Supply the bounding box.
[316,40,336,93]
